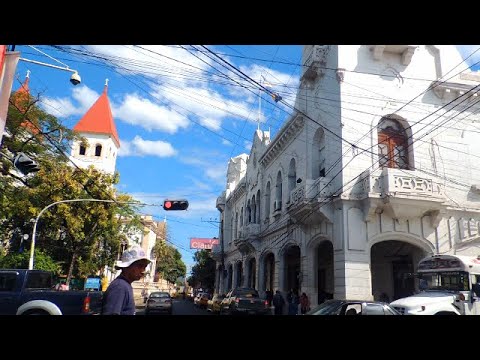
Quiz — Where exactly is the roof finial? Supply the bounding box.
[104,78,109,93]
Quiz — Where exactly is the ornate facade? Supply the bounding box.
[213,45,480,305]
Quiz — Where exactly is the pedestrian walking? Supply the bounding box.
[272,290,285,315]
[299,292,310,315]
[287,289,299,315]
[102,246,151,315]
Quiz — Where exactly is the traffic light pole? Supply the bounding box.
[28,198,140,270]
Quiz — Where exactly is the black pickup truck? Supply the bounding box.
[0,269,103,315]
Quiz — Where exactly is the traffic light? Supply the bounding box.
[163,199,189,211]
[13,152,40,175]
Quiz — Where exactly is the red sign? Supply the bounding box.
[190,238,220,250]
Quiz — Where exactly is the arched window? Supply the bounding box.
[235,212,239,239]
[256,189,261,223]
[252,195,256,224]
[79,145,86,156]
[265,182,271,220]
[240,207,244,227]
[95,144,102,157]
[247,200,252,223]
[275,171,282,211]
[288,158,296,197]
[312,128,326,178]
[378,117,409,169]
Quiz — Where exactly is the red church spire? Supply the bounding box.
[73,79,120,147]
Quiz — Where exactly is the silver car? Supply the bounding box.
[145,291,172,315]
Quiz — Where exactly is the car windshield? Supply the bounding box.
[418,271,469,292]
[150,292,170,298]
[307,300,344,315]
[234,289,259,298]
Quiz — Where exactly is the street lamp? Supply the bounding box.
[28,198,141,270]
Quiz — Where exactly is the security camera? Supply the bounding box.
[70,72,81,86]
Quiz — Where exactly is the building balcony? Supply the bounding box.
[287,177,335,224]
[216,192,226,212]
[233,230,256,255]
[356,168,446,221]
[210,244,222,261]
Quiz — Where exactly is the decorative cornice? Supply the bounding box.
[370,45,418,66]
[432,80,480,100]
[226,178,246,206]
[259,114,305,168]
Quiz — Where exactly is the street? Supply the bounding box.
[136,298,213,315]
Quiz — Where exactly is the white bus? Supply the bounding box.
[390,254,480,315]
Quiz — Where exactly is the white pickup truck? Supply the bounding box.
[390,255,480,315]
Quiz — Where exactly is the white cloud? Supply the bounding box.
[40,85,99,118]
[84,45,212,84]
[222,139,232,146]
[180,153,227,185]
[199,118,221,131]
[113,94,190,133]
[244,140,252,151]
[119,136,177,158]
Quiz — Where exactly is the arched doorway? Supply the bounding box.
[248,257,256,288]
[370,240,427,302]
[235,261,243,288]
[316,241,334,304]
[263,253,275,292]
[285,245,301,292]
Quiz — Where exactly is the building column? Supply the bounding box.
[232,264,239,289]
[303,250,316,305]
[275,257,285,293]
[334,251,372,300]
[257,257,265,297]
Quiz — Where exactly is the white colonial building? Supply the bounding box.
[213,45,480,305]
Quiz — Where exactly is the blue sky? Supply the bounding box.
[12,45,480,272]
[13,45,303,272]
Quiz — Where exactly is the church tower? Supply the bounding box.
[70,80,120,175]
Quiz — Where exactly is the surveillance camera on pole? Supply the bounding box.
[163,199,189,211]
[13,152,40,175]
[70,72,81,85]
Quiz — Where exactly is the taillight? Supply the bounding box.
[457,293,465,301]
[235,297,240,303]
[264,300,269,307]
[82,295,91,313]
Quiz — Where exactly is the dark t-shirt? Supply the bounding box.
[102,275,135,315]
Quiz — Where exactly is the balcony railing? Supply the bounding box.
[360,168,444,199]
[289,177,333,206]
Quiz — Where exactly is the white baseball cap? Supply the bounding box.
[115,246,151,269]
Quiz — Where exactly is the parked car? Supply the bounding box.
[207,294,225,314]
[0,269,103,315]
[306,299,401,315]
[194,292,210,309]
[220,287,269,315]
[145,291,172,315]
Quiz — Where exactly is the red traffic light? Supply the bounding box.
[163,199,189,211]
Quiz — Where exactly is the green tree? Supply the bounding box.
[153,225,186,284]
[188,249,215,292]
[0,249,61,274]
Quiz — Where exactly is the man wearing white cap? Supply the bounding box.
[102,246,151,315]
